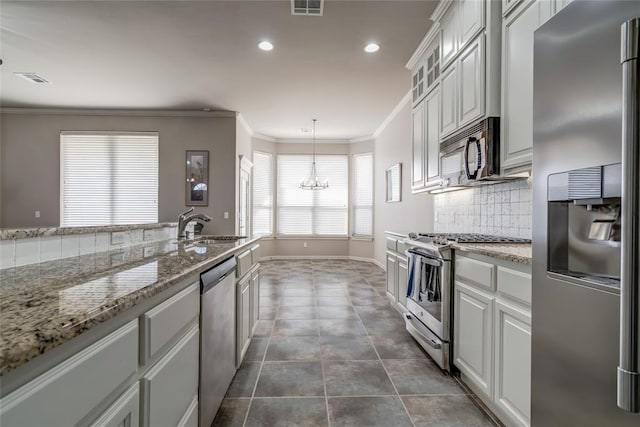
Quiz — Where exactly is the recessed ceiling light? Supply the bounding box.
[258,41,274,51]
[364,43,380,53]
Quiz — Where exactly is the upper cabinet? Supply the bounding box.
[435,0,502,140]
[500,0,562,174]
[411,34,441,107]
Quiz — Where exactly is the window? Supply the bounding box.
[277,154,348,236]
[352,152,373,237]
[252,151,273,237]
[60,132,158,227]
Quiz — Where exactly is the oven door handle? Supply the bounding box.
[405,314,442,349]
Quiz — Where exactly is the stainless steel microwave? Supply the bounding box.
[438,117,519,188]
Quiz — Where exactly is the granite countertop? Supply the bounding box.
[451,242,532,265]
[0,236,259,375]
[0,222,177,240]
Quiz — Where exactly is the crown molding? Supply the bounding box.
[252,132,277,142]
[273,138,351,144]
[430,0,453,23]
[1,107,236,117]
[236,112,254,135]
[371,91,411,139]
[349,135,375,143]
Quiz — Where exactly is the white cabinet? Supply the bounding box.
[386,252,398,299]
[454,253,532,427]
[236,274,251,366]
[440,64,458,137]
[459,0,485,50]
[0,321,139,427]
[411,101,425,188]
[454,281,494,399]
[397,257,409,309]
[440,3,459,68]
[411,84,441,192]
[501,0,554,173]
[91,383,140,427]
[458,35,485,129]
[495,300,531,427]
[250,265,260,333]
[142,325,199,427]
[411,61,426,106]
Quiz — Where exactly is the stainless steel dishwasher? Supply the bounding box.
[199,256,237,427]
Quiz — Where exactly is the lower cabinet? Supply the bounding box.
[454,281,494,398]
[494,299,531,427]
[91,383,140,427]
[397,257,409,308]
[237,274,251,366]
[386,252,398,299]
[250,265,260,334]
[454,253,532,427]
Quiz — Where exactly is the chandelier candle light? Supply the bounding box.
[299,119,329,190]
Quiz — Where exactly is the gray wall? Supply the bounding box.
[373,99,434,265]
[0,111,237,234]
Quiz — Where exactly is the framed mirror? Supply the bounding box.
[186,150,209,206]
[386,163,402,203]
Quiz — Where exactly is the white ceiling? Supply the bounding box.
[0,0,436,140]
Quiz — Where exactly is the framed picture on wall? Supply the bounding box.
[186,150,209,206]
[386,163,402,202]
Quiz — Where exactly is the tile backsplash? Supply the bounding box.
[434,180,532,239]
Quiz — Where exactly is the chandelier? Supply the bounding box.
[299,119,329,190]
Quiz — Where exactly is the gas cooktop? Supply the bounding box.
[408,233,531,245]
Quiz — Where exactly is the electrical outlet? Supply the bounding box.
[143,230,154,241]
[303,241,308,248]
[34,210,40,218]
[111,231,126,245]
[224,212,229,219]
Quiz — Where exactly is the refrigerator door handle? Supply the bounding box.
[618,18,640,413]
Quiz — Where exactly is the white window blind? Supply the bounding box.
[252,151,273,237]
[352,152,373,237]
[60,132,159,227]
[277,154,348,236]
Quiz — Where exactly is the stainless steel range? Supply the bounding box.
[403,232,530,372]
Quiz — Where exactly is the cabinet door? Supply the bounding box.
[425,86,441,183]
[554,0,573,13]
[411,101,426,190]
[397,257,408,308]
[250,267,260,334]
[236,276,251,366]
[143,326,199,427]
[440,3,458,68]
[458,0,484,50]
[495,300,531,427]
[458,35,485,129]
[386,252,397,298]
[440,64,458,138]
[454,281,494,399]
[501,0,554,171]
[91,383,140,427]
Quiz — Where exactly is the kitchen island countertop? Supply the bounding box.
[0,236,260,376]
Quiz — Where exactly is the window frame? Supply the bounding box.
[251,150,274,238]
[351,152,374,239]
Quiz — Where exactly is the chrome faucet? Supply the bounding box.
[177,207,212,239]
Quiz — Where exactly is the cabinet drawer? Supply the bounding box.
[91,383,140,427]
[251,244,261,265]
[1,321,138,427]
[497,266,532,306]
[141,283,199,364]
[455,256,495,291]
[143,325,199,427]
[386,237,398,252]
[177,395,198,427]
[237,249,252,278]
[396,240,409,256]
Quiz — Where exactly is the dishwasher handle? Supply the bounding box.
[201,256,237,294]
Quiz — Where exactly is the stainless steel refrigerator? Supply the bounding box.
[532,1,640,425]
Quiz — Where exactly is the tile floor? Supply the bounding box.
[212,259,500,427]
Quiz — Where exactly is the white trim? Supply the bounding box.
[2,108,236,117]
[252,133,277,142]
[349,135,375,143]
[371,258,386,270]
[430,0,454,22]
[236,113,253,136]
[273,138,351,144]
[372,91,412,139]
[405,22,441,70]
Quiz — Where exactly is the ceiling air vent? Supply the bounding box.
[14,72,51,84]
[291,0,324,16]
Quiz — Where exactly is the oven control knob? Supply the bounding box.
[420,311,424,317]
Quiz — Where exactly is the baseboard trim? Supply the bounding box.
[259,255,379,265]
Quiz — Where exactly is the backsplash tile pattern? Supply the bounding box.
[434,180,532,239]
